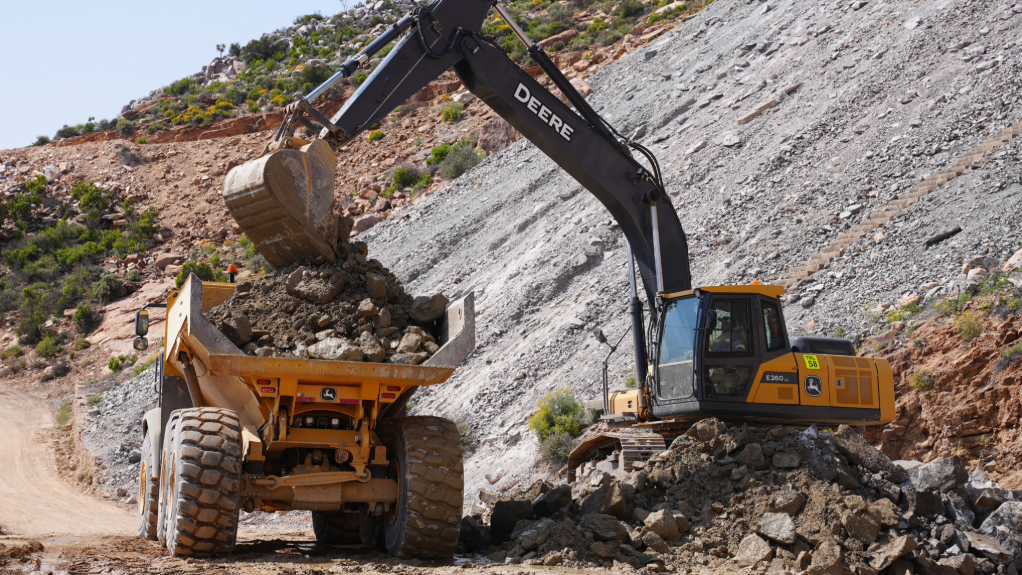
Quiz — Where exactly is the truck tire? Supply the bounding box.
[156,412,181,547]
[159,407,243,557]
[137,430,159,541]
[312,511,361,545]
[383,416,463,559]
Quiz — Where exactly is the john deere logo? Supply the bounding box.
[804,376,823,397]
[321,387,337,402]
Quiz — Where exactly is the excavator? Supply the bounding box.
[222,0,895,490]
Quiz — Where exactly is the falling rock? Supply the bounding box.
[643,509,681,540]
[734,534,774,567]
[755,512,797,545]
[307,337,364,361]
[870,536,917,571]
[410,294,449,322]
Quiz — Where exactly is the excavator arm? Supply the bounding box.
[224,0,693,418]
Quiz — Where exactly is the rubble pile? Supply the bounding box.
[206,239,448,365]
[459,419,1022,574]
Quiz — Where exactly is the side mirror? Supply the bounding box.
[705,310,718,331]
[135,309,150,336]
[593,327,608,345]
[133,336,149,351]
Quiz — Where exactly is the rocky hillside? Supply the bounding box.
[352,0,1022,500]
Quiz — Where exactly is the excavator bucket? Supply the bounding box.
[222,139,339,269]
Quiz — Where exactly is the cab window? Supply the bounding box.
[706,300,753,356]
[761,301,785,352]
[657,297,699,399]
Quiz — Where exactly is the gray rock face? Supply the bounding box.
[755,512,797,544]
[770,491,806,516]
[307,337,363,361]
[903,487,945,517]
[871,535,917,571]
[914,456,969,493]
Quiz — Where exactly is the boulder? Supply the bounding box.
[685,417,727,441]
[358,298,378,317]
[734,534,773,567]
[154,252,184,270]
[365,272,388,299]
[221,315,253,347]
[831,425,908,483]
[579,484,628,518]
[642,531,670,553]
[457,516,492,552]
[389,351,428,365]
[870,535,917,571]
[770,491,807,516]
[580,513,629,542]
[915,456,969,493]
[978,501,1022,563]
[285,267,345,304]
[591,541,615,559]
[903,487,945,517]
[737,443,768,470]
[772,449,802,468]
[755,512,797,545]
[964,531,1012,564]
[868,498,902,527]
[352,214,383,233]
[396,332,423,353]
[307,337,364,361]
[490,500,533,544]
[809,541,843,575]
[841,511,880,545]
[643,509,680,540]
[938,554,975,575]
[39,362,69,382]
[533,484,572,517]
[359,331,386,363]
[410,294,449,323]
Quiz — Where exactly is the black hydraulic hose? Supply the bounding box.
[179,354,208,408]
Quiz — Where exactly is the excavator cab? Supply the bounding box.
[626,285,895,425]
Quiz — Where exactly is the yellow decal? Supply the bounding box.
[803,355,821,370]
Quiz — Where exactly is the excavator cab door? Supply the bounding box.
[700,296,759,401]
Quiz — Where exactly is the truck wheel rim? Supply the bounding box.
[138,460,147,515]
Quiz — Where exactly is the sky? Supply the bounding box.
[0,1,352,150]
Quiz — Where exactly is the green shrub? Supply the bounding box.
[539,431,576,465]
[74,338,91,351]
[438,146,482,179]
[125,269,143,282]
[33,135,51,146]
[35,333,61,358]
[528,389,586,441]
[440,102,464,122]
[1,345,22,362]
[87,393,103,405]
[458,422,476,454]
[957,312,983,342]
[623,368,637,389]
[391,168,432,191]
[426,143,452,166]
[175,261,227,288]
[134,357,156,377]
[115,119,136,134]
[352,71,368,85]
[108,353,137,372]
[367,129,384,143]
[89,273,124,302]
[55,402,73,428]
[909,369,934,391]
[72,303,93,332]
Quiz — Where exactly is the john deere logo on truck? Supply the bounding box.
[321,387,337,402]
[514,83,575,142]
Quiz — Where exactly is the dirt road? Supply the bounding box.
[0,391,134,538]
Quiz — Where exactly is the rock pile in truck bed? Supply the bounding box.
[206,239,449,364]
[459,419,1022,574]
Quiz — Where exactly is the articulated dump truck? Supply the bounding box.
[133,273,474,559]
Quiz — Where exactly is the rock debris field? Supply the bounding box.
[206,238,448,365]
[459,419,1022,574]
